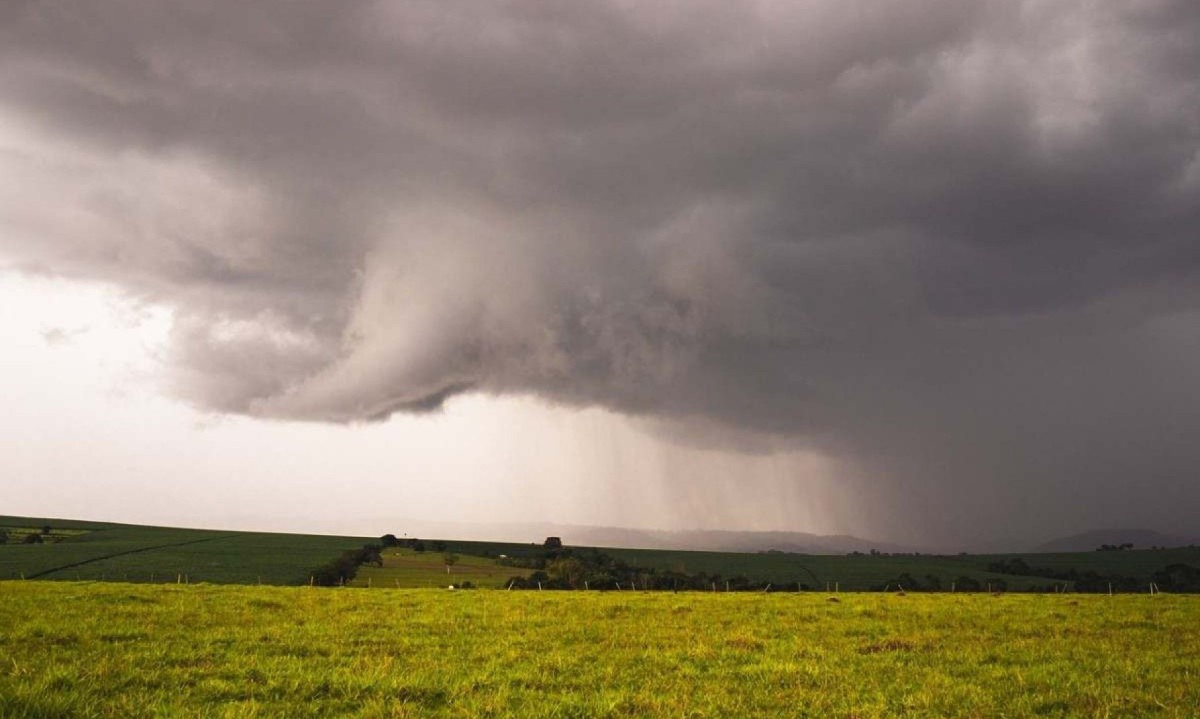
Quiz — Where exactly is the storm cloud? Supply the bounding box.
[2,0,1199,542]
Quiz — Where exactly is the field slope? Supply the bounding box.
[1,582,1197,718]
[0,516,367,585]
[4,515,1198,591]
[351,547,529,588]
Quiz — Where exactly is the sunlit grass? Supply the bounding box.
[1,582,1197,717]
[351,548,527,588]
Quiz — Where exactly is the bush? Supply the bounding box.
[953,576,982,592]
[1152,564,1200,592]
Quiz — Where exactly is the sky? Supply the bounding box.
[1,1,1198,549]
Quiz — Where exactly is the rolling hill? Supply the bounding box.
[4,515,1199,591]
[0,515,367,584]
[1034,528,1200,553]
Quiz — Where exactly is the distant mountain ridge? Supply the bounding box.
[1034,529,1199,553]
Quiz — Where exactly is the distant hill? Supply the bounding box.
[0,514,368,584]
[367,518,920,555]
[1035,529,1199,553]
[564,526,920,555]
[221,515,924,555]
[7,514,1200,591]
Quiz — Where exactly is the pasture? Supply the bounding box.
[351,548,528,589]
[1,582,1197,718]
[441,539,1200,592]
[3,516,1198,593]
[0,516,367,585]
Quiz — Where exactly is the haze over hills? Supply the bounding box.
[337,518,929,554]
[400,521,1200,556]
[29,511,1196,556]
[32,513,926,555]
[563,527,923,555]
[1034,529,1200,553]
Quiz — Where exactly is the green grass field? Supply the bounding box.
[351,548,529,589]
[4,516,1198,592]
[1,582,1197,718]
[0,516,368,585]
[441,540,1200,592]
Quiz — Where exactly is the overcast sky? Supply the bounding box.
[2,1,1198,549]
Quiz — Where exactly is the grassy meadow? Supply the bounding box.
[5,516,1197,592]
[0,517,368,585]
[1,581,1197,718]
[442,540,1200,592]
[351,548,529,589]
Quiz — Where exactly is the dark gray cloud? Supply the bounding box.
[2,0,1199,543]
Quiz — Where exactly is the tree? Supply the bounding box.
[23,533,43,545]
[543,536,563,550]
[41,525,52,535]
[380,534,400,548]
[309,543,384,586]
[431,540,447,552]
[443,553,459,575]
[413,541,426,553]
[0,529,8,545]
[1153,564,1200,592]
[954,576,982,592]
[547,557,586,588]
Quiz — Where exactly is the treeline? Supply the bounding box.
[308,534,455,587]
[309,544,383,586]
[0,526,60,545]
[502,539,806,591]
[380,534,446,553]
[870,574,1007,592]
[304,534,1200,593]
[985,558,1200,593]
